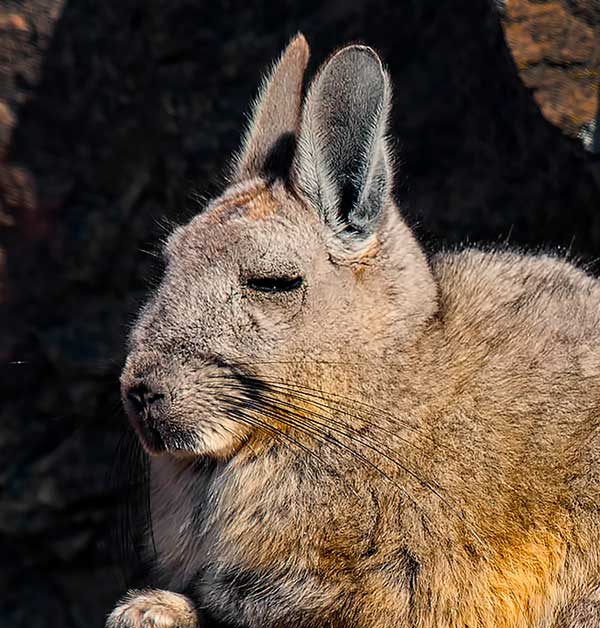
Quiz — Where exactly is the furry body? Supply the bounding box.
[143,249,600,628]
[107,35,600,628]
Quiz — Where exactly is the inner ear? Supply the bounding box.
[233,34,309,182]
[292,45,392,238]
[262,133,297,183]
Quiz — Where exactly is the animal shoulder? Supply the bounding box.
[432,248,600,340]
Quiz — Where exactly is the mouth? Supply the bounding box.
[127,411,168,455]
[121,355,260,458]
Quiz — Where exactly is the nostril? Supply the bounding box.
[125,384,166,416]
[147,392,165,405]
[127,388,147,414]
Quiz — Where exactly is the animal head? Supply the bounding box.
[121,34,437,459]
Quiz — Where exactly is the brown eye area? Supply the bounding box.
[247,276,303,293]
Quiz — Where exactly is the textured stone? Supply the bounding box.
[502,0,600,149]
[1,1,599,627]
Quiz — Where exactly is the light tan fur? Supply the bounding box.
[108,35,600,628]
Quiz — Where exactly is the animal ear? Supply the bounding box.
[292,45,392,238]
[233,33,310,181]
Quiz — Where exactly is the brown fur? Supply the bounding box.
[107,35,600,628]
[205,181,276,224]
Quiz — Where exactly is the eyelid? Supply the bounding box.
[246,275,304,293]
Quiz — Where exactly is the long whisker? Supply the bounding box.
[216,380,479,595]
[111,424,154,580]
[255,378,489,543]
[230,366,438,445]
[221,374,488,552]
[218,401,314,460]
[254,386,485,549]
[258,378,430,453]
[217,393,355,478]
[220,379,485,600]
[214,379,437,538]
[219,400,360,490]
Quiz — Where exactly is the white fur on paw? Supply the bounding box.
[106,589,198,628]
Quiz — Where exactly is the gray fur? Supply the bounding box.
[107,36,600,628]
[293,45,392,237]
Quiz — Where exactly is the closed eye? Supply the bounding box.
[247,275,303,293]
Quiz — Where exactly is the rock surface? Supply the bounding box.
[1,1,599,627]
[502,0,600,151]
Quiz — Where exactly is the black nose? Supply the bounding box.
[126,383,166,417]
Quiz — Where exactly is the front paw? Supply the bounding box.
[106,589,199,628]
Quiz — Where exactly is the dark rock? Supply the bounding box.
[1,1,599,627]
[501,0,600,151]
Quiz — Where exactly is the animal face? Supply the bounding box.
[120,36,436,459]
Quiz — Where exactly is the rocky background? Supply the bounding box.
[1,0,599,626]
